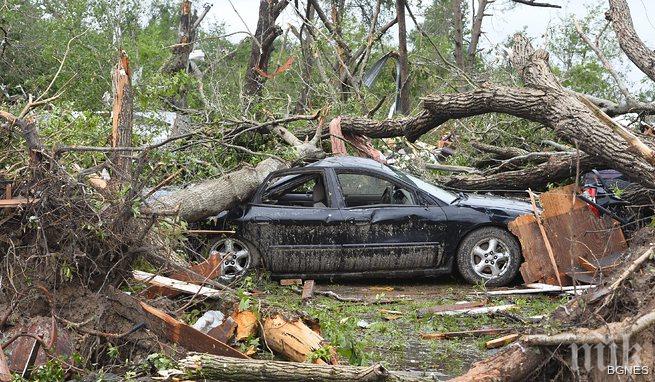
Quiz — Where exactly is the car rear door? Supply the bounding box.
[333,169,450,272]
[239,168,344,274]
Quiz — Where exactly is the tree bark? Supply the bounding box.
[111,50,133,180]
[452,0,465,69]
[243,0,290,99]
[180,353,428,382]
[396,0,410,114]
[295,2,316,113]
[467,0,489,67]
[443,152,596,191]
[150,158,287,222]
[606,0,655,82]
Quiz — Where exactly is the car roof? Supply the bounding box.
[308,156,398,177]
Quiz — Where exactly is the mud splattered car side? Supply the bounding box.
[211,156,532,286]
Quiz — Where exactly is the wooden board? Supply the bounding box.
[0,198,39,208]
[134,271,222,298]
[144,253,223,298]
[417,301,486,317]
[485,333,519,349]
[509,184,627,286]
[301,280,315,302]
[139,302,248,359]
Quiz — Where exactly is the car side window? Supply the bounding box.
[261,172,329,208]
[336,172,415,207]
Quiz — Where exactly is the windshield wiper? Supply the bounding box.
[452,192,467,204]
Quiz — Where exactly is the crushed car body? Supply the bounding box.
[211,156,534,286]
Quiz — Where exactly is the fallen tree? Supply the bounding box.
[180,353,431,382]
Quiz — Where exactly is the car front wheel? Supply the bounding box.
[206,237,260,284]
[456,227,521,287]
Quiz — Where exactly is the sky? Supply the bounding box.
[200,0,655,85]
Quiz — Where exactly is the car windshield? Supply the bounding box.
[403,173,458,204]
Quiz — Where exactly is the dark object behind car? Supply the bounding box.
[210,157,533,286]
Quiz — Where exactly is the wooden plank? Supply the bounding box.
[280,279,303,286]
[417,300,486,317]
[433,304,516,316]
[144,253,224,298]
[0,198,39,208]
[301,280,315,302]
[510,215,550,284]
[485,333,520,349]
[420,328,513,340]
[139,302,248,359]
[134,271,222,298]
[524,283,596,291]
[529,190,562,286]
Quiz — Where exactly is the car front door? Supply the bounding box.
[333,169,449,273]
[239,169,344,275]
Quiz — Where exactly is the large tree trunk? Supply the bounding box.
[150,158,286,222]
[243,0,290,99]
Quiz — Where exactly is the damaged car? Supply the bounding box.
[208,156,533,286]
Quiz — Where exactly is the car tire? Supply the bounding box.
[206,236,261,284]
[456,226,521,287]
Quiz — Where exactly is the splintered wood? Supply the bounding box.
[509,184,627,286]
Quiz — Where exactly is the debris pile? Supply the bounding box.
[509,184,627,285]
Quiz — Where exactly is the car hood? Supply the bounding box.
[456,194,533,216]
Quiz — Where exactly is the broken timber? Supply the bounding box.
[421,328,514,340]
[262,314,334,364]
[509,184,627,285]
[134,270,222,298]
[139,302,248,359]
[302,279,315,303]
[417,300,486,317]
[485,333,520,349]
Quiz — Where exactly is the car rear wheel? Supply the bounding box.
[456,227,521,287]
[206,237,260,284]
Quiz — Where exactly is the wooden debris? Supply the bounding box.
[180,352,432,382]
[435,304,516,316]
[232,310,258,341]
[262,314,334,364]
[280,278,303,286]
[207,317,237,343]
[510,184,627,286]
[144,253,224,298]
[487,284,595,295]
[417,300,486,317]
[0,197,39,208]
[380,309,403,321]
[485,333,520,349]
[134,270,222,298]
[302,280,315,302]
[421,328,513,340]
[528,190,562,286]
[139,302,248,359]
[0,348,11,382]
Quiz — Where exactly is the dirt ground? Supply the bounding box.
[259,275,565,378]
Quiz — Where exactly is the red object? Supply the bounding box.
[583,187,601,218]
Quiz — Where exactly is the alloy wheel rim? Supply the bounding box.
[209,238,251,283]
[469,237,511,279]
